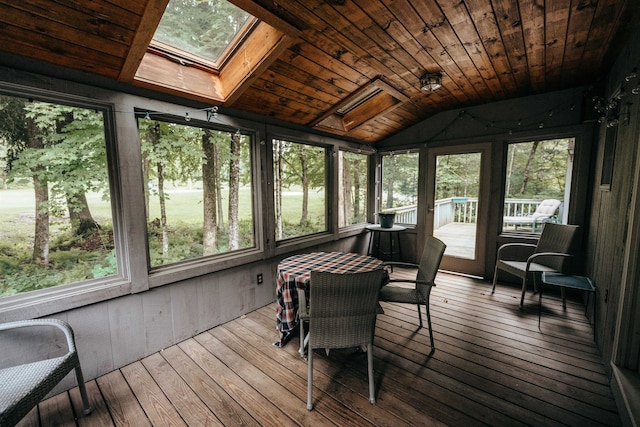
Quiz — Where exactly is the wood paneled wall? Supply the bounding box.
[585,26,640,425]
[586,24,640,371]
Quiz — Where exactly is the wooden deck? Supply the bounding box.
[17,270,619,426]
[434,222,476,259]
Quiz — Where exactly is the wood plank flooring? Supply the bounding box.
[16,270,620,426]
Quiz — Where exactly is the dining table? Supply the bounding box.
[274,251,386,348]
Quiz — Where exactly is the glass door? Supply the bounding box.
[424,144,490,276]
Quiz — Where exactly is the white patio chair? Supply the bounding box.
[503,199,562,232]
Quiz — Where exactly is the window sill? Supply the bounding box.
[0,278,132,322]
[148,248,265,288]
[275,232,334,256]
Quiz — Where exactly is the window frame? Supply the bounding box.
[133,109,266,289]
[0,83,130,321]
[376,149,421,227]
[499,136,575,235]
[0,76,272,319]
[132,7,301,106]
[497,125,592,239]
[150,17,259,72]
[270,135,331,247]
[337,147,374,230]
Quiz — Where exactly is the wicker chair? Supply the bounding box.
[492,222,580,307]
[305,269,386,410]
[378,235,446,351]
[0,319,91,425]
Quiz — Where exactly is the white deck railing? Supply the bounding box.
[386,198,547,228]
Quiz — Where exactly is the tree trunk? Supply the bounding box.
[385,155,395,208]
[157,161,168,257]
[214,141,224,230]
[228,131,241,250]
[27,117,49,265]
[519,141,540,195]
[150,123,169,257]
[67,192,98,235]
[353,158,361,221]
[57,110,98,235]
[341,154,353,225]
[202,130,218,254]
[299,144,308,224]
[505,145,516,197]
[142,154,151,218]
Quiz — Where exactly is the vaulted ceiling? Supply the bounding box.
[0,0,637,143]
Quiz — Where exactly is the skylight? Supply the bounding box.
[152,0,256,69]
[313,78,408,134]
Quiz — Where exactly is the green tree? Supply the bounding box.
[45,106,106,235]
[382,152,419,209]
[140,120,203,259]
[435,153,481,200]
[155,0,251,62]
[505,139,570,199]
[228,130,241,249]
[0,98,108,263]
[273,139,325,238]
[202,129,219,253]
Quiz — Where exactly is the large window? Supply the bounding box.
[502,138,574,233]
[139,117,255,267]
[338,150,368,227]
[380,152,419,225]
[273,139,326,240]
[0,95,116,297]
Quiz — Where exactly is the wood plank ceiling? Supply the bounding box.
[0,0,637,143]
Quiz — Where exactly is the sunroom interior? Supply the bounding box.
[1,0,640,425]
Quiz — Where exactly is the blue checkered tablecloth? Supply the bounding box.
[274,251,385,347]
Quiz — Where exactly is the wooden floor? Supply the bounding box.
[17,270,620,426]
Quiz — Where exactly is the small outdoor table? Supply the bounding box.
[540,272,597,340]
[366,224,406,263]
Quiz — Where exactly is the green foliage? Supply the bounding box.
[340,151,368,226]
[278,218,326,240]
[381,152,419,209]
[147,219,255,266]
[505,139,570,199]
[273,139,326,238]
[140,120,205,185]
[154,0,251,63]
[435,152,481,200]
[92,249,118,278]
[274,140,326,189]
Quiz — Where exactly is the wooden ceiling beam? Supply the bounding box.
[119,0,169,82]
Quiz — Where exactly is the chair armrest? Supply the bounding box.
[525,252,573,274]
[0,319,76,354]
[382,261,419,269]
[496,243,537,261]
[526,251,573,266]
[386,279,435,288]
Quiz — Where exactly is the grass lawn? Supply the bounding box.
[0,185,327,296]
[0,185,326,242]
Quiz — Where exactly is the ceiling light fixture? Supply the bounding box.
[420,72,442,91]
